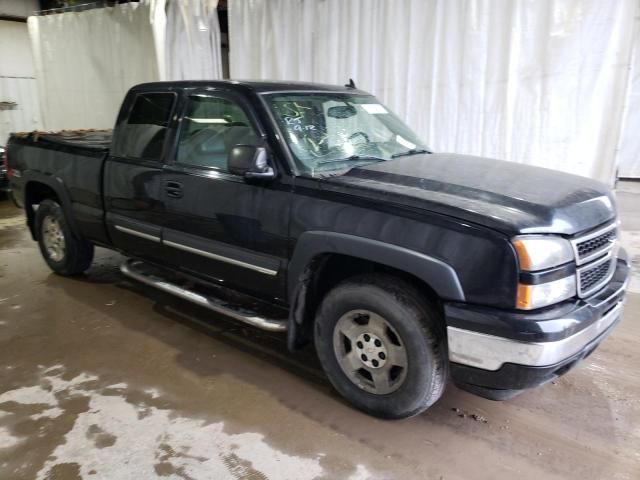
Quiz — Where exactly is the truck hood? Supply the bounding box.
[326,153,616,236]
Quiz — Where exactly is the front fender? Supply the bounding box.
[287,231,465,302]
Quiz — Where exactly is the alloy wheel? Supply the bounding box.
[42,215,66,262]
[333,309,408,394]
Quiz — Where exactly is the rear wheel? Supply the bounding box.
[314,274,447,419]
[35,199,94,275]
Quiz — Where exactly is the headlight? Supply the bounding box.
[516,275,577,310]
[512,236,574,271]
[512,236,576,310]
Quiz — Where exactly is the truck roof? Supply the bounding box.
[130,79,369,95]
[9,81,368,155]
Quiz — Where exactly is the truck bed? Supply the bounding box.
[7,129,113,246]
[10,129,112,154]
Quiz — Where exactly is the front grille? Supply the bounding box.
[572,223,617,265]
[579,260,610,293]
[576,229,616,261]
[572,221,619,297]
[577,254,615,297]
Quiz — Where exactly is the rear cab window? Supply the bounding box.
[112,92,176,160]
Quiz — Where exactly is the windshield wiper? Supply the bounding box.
[317,155,386,166]
[391,148,430,158]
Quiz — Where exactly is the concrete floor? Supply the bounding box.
[0,184,639,480]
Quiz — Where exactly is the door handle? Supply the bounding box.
[165,181,183,199]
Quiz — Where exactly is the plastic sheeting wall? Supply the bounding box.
[28,2,159,130]
[165,0,222,80]
[618,13,640,178]
[229,0,639,184]
[27,0,223,132]
[0,20,43,144]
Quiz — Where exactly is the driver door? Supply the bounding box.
[160,91,290,302]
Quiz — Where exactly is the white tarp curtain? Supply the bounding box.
[165,0,222,80]
[229,0,639,184]
[28,2,158,130]
[618,13,640,178]
[0,21,43,144]
[27,0,222,131]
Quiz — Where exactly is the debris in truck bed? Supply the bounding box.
[11,129,112,150]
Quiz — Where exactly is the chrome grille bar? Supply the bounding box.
[570,222,617,266]
[576,250,616,298]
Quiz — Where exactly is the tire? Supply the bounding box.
[314,273,447,419]
[35,199,94,276]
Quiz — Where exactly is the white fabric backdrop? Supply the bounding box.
[618,12,640,178]
[28,0,223,131]
[165,0,223,80]
[0,20,43,144]
[28,2,159,130]
[229,0,639,184]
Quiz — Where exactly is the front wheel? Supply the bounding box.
[314,274,448,419]
[35,199,94,276]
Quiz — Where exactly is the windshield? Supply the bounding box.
[264,93,429,177]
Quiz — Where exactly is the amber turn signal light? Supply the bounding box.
[516,283,533,309]
[512,239,532,271]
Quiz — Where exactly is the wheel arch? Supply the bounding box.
[286,231,465,350]
[23,173,80,241]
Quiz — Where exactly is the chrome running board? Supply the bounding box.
[120,259,287,332]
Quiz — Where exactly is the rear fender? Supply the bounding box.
[23,172,81,241]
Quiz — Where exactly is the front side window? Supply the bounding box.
[113,93,175,159]
[264,93,429,177]
[176,95,260,171]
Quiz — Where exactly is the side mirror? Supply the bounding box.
[228,145,275,181]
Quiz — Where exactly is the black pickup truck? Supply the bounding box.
[6,81,630,418]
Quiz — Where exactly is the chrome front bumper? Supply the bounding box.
[447,302,623,371]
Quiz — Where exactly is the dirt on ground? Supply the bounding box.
[0,190,639,480]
